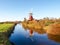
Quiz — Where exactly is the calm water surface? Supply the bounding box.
[9,24,60,45]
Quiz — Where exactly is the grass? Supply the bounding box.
[22,21,42,30]
[0,23,14,32]
[0,23,15,45]
[22,19,60,35]
[44,23,60,35]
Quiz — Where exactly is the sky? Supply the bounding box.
[0,0,60,22]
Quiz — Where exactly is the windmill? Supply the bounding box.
[29,8,34,21]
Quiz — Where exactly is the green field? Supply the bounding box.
[0,23,14,32]
[0,23,15,45]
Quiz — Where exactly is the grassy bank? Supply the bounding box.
[0,23,15,45]
[44,23,60,35]
[0,24,14,32]
[22,20,43,30]
[22,17,60,35]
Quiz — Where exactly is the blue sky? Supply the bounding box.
[0,0,60,22]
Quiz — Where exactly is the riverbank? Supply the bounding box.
[0,23,16,45]
[22,20,43,30]
[22,18,60,35]
[44,23,60,35]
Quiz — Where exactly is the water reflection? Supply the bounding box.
[9,24,60,45]
[29,29,33,37]
[22,25,60,44]
[48,34,60,43]
[22,25,46,34]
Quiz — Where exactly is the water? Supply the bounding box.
[9,24,60,45]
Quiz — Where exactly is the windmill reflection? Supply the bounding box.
[29,29,33,37]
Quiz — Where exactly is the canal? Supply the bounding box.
[9,24,60,45]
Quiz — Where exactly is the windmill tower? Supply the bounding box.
[29,8,34,21]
